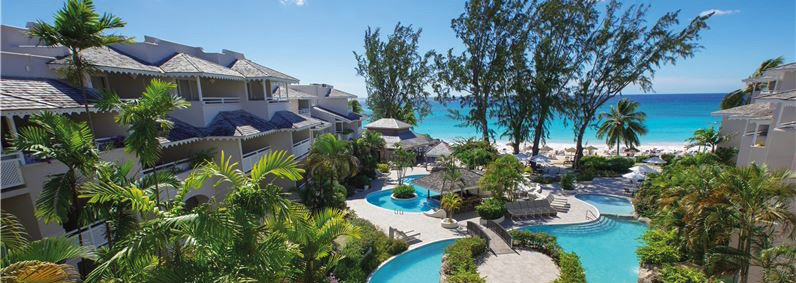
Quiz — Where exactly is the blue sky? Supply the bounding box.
[3,0,794,96]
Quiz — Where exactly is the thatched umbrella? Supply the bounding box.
[584,145,599,155]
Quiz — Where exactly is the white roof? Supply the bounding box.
[365,118,412,130]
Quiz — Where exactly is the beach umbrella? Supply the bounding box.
[565,147,577,153]
[623,171,646,181]
[643,156,667,164]
[584,145,599,155]
[531,154,551,163]
[540,145,553,152]
[631,165,660,174]
[515,152,530,161]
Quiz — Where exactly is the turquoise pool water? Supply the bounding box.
[366,174,439,212]
[521,216,648,283]
[369,239,455,283]
[577,193,635,216]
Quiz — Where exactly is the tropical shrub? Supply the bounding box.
[347,173,372,192]
[553,252,587,283]
[714,147,738,165]
[659,265,707,283]
[391,184,416,199]
[575,169,594,182]
[637,228,682,265]
[377,163,390,173]
[578,155,634,174]
[560,173,576,190]
[442,237,486,282]
[523,165,534,174]
[452,138,498,169]
[479,155,524,199]
[475,197,507,220]
[533,175,559,184]
[334,217,407,282]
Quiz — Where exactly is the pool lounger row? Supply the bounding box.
[507,200,557,220]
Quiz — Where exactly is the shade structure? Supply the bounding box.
[631,165,660,174]
[584,145,599,150]
[540,145,553,152]
[425,142,453,158]
[623,147,640,153]
[643,156,667,164]
[623,171,646,181]
[565,147,577,153]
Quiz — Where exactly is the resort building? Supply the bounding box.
[0,24,362,245]
[712,62,796,172]
[364,118,434,160]
[712,62,796,283]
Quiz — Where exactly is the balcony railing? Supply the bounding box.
[298,108,311,115]
[1,152,25,191]
[142,157,193,176]
[66,220,108,248]
[293,138,311,159]
[202,96,241,104]
[96,136,124,151]
[242,146,271,172]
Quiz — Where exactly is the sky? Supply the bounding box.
[2,0,795,96]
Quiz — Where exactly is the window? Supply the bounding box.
[90,76,109,90]
[247,81,264,101]
[177,79,198,101]
[335,122,343,133]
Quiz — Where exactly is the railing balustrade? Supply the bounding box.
[242,146,271,172]
[65,220,108,248]
[485,220,513,247]
[202,96,241,104]
[142,157,193,176]
[1,152,25,190]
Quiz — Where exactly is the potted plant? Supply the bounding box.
[391,184,417,200]
[440,193,462,229]
[560,173,576,193]
[476,197,506,224]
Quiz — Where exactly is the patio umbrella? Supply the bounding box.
[630,165,660,174]
[623,171,646,182]
[540,145,553,152]
[643,156,667,164]
[565,147,577,153]
[584,145,599,155]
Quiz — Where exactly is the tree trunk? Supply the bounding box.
[481,120,490,143]
[73,51,96,138]
[616,143,620,157]
[531,108,549,156]
[573,125,588,169]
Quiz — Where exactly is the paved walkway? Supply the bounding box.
[477,249,560,283]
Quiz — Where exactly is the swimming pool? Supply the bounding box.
[576,193,635,216]
[521,216,648,283]
[368,238,455,283]
[366,174,439,212]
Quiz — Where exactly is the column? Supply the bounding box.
[195,77,203,101]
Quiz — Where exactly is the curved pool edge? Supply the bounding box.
[366,237,462,283]
[575,192,638,218]
[363,189,438,215]
[364,174,439,214]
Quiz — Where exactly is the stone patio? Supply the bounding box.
[477,249,560,283]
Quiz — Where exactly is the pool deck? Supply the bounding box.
[349,167,634,283]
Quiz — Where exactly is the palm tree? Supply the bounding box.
[353,130,385,177]
[97,79,190,206]
[1,210,96,282]
[440,193,462,222]
[714,164,796,283]
[721,57,785,110]
[288,208,359,283]
[596,98,648,157]
[349,99,364,114]
[685,127,725,153]
[85,150,307,282]
[306,133,359,208]
[12,112,100,240]
[439,155,463,194]
[29,0,131,132]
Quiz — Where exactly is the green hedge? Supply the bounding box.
[553,252,586,283]
[391,184,416,199]
[334,217,408,282]
[377,163,390,173]
[578,155,635,174]
[442,237,487,282]
[660,265,708,283]
[475,197,507,220]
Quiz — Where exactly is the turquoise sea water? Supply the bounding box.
[366,174,440,212]
[577,193,635,216]
[521,217,648,283]
[368,239,455,283]
[360,93,724,144]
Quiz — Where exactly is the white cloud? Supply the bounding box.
[699,9,740,17]
[280,0,306,6]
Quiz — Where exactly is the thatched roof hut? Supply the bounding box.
[413,169,484,193]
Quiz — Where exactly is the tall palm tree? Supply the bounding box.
[358,129,385,163]
[97,79,190,206]
[288,208,359,283]
[714,164,796,283]
[596,98,648,157]
[29,0,131,132]
[685,127,725,153]
[85,150,307,282]
[721,57,785,110]
[1,211,96,283]
[13,112,100,239]
[306,133,359,208]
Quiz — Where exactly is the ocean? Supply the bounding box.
[359,93,725,146]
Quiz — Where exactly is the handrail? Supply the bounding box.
[585,210,597,220]
[142,157,192,175]
[243,146,271,158]
[466,221,490,248]
[293,138,310,147]
[485,220,513,247]
[202,96,241,104]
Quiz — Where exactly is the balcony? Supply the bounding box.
[142,157,193,176]
[66,220,108,248]
[298,108,311,115]
[1,152,25,191]
[95,136,125,151]
[293,138,311,159]
[242,146,271,172]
